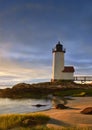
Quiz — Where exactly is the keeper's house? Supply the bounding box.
[51,41,75,82]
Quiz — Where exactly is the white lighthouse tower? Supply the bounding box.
[51,41,75,82]
[51,41,66,81]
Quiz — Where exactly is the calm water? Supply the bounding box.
[0,98,52,114]
[0,85,52,114]
[0,85,13,89]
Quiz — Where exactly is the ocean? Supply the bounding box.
[0,98,51,114]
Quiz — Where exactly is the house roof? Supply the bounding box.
[62,66,75,73]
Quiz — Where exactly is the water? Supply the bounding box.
[0,98,52,114]
[0,85,13,89]
[0,85,52,114]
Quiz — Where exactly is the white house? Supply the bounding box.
[51,41,75,82]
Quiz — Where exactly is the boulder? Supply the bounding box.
[32,104,46,107]
[22,119,36,127]
[55,104,68,109]
[81,107,92,114]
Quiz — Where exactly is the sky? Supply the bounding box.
[0,0,92,86]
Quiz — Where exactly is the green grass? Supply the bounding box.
[53,88,92,97]
[0,113,49,130]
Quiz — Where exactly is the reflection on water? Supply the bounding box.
[0,98,52,114]
[0,85,13,89]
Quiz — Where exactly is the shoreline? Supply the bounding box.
[36,97,92,129]
[0,81,92,98]
[0,97,92,129]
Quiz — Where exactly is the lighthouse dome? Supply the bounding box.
[52,41,66,53]
[56,41,63,51]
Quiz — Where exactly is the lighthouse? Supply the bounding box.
[51,41,74,82]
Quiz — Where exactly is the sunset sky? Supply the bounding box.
[0,0,92,85]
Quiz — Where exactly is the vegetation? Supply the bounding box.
[54,88,92,97]
[11,127,92,130]
[0,81,92,98]
[0,113,49,130]
[31,128,92,130]
[0,81,91,130]
[0,112,91,130]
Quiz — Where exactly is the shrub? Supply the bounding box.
[0,114,50,129]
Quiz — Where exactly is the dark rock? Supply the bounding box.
[55,104,68,109]
[81,107,92,114]
[22,119,36,127]
[32,104,47,107]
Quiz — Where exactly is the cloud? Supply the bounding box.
[0,57,51,85]
[0,0,92,85]
[0,42,52,85]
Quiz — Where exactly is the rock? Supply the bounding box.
[32,104,47,107]
[22,119,30,126]
[22,119,36,127]
[81,107,92,114]
[55,104,68,109]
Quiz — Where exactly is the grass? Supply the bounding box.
[0,114,91,130]
[39,128,92,130]
[17,127,92,130]
[53,88,92,97]
[0,113,49,130]
[44,128,92,130]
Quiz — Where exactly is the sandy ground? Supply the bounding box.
[38,97,92,129]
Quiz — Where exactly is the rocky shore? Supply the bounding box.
[0,81,92,98]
